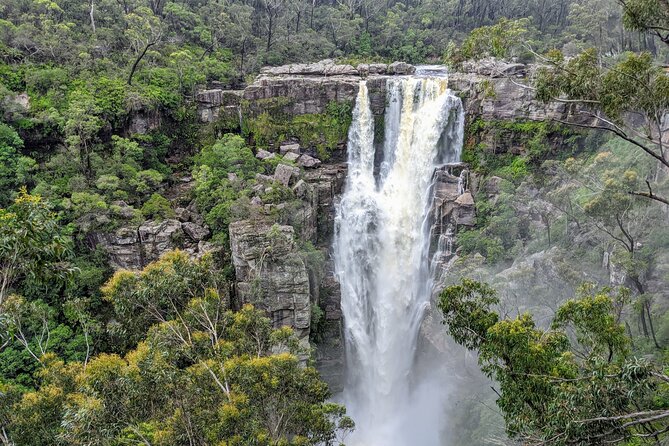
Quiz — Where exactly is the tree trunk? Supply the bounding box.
[266,6,274,52]
[89,0,96,33]
[127,41,156,86]
[632,275,650,338]
[645,301,661,349]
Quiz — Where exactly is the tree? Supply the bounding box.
[439,278,669,445]
[0,123,34,207]
[542,141,663,347]
[534,26,669,206]
[455,18,530,62]
[618,0,669,45]
[102,250,226,350]
[125,6,163,86]
[2,251,353,446]
[0,190,74,307]
[63,89,104,179]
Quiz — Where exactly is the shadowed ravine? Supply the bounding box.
[334,72,465,445]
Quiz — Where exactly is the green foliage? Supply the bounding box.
[458,18,530,62]
[440,279,669,445]
[102,250,225,349]
[535,50,669,126]
[193,134,263,235]
[141,193,174,220]
[0,190,74,303]
[244,101,352,160]
[0,122,34,206]
[3,251,353,446]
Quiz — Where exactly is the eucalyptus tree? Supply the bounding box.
[439,279,669,446]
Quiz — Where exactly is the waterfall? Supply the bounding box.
[334,75,464,445]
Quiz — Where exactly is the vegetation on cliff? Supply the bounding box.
[1,0,669,444]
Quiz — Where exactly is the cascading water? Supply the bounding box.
[334,73,465,445]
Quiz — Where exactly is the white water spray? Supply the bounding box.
[334,75,464,445]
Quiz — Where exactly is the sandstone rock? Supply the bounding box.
[256,149,276,160]
[195,89,243,123]
[292,179,309,198]
[369,63,388,75]
[88,227,142,270]
[251,196,263,206]
[283,152,300,162]
[227,172,238,182]
[187,206,205,226]
[388,61,416,75]
[297,154,322,168]
[260,59,358,76]
[324,63,358,76]
[255,173,274,183]
[484,176,504,196]
[454,192,476,226]
[356,63,370,75]
[138,219,184,262]
[455,191,474,206]
[274,163,301,187]
[182,222,210,241]
[229,220,312,339]
[128,108,161,134]
[280,143,300,155]
[303,164,347,243]
[174,207,190,222]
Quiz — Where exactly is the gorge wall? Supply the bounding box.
[193,59,586,390]
[92,58,587,391]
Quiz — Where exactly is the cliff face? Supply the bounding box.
[197,58,582,149]
[193,59,564,389]
[102,59,580,391]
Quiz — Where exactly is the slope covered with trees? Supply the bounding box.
[1,0,669,444]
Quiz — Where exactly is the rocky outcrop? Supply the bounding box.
[127,107,162,134]
[90,218,213,270]
[428,163,477,277]
[303,164,347,243]
[197,58,580,136]
[196,89,243,123]
[229,221,311,342]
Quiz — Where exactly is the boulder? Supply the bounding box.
[280,143,301,155]
[283,152,300,162]
[256,149,276,160]
[297,154,322,168]
[255,173,275,183]
[369,63,388,75]
[138,219,184,262]
[182,222,211,241]
[274,163,301,187]
[174,207,190,222]
[388,61,416,75]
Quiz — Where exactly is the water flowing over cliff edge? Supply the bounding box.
[334,74,464,445]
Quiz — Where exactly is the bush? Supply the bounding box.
[141,193,174,220]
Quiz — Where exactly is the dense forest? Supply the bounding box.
[1,0,669,444]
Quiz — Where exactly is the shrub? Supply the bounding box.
[141,193,174,220]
